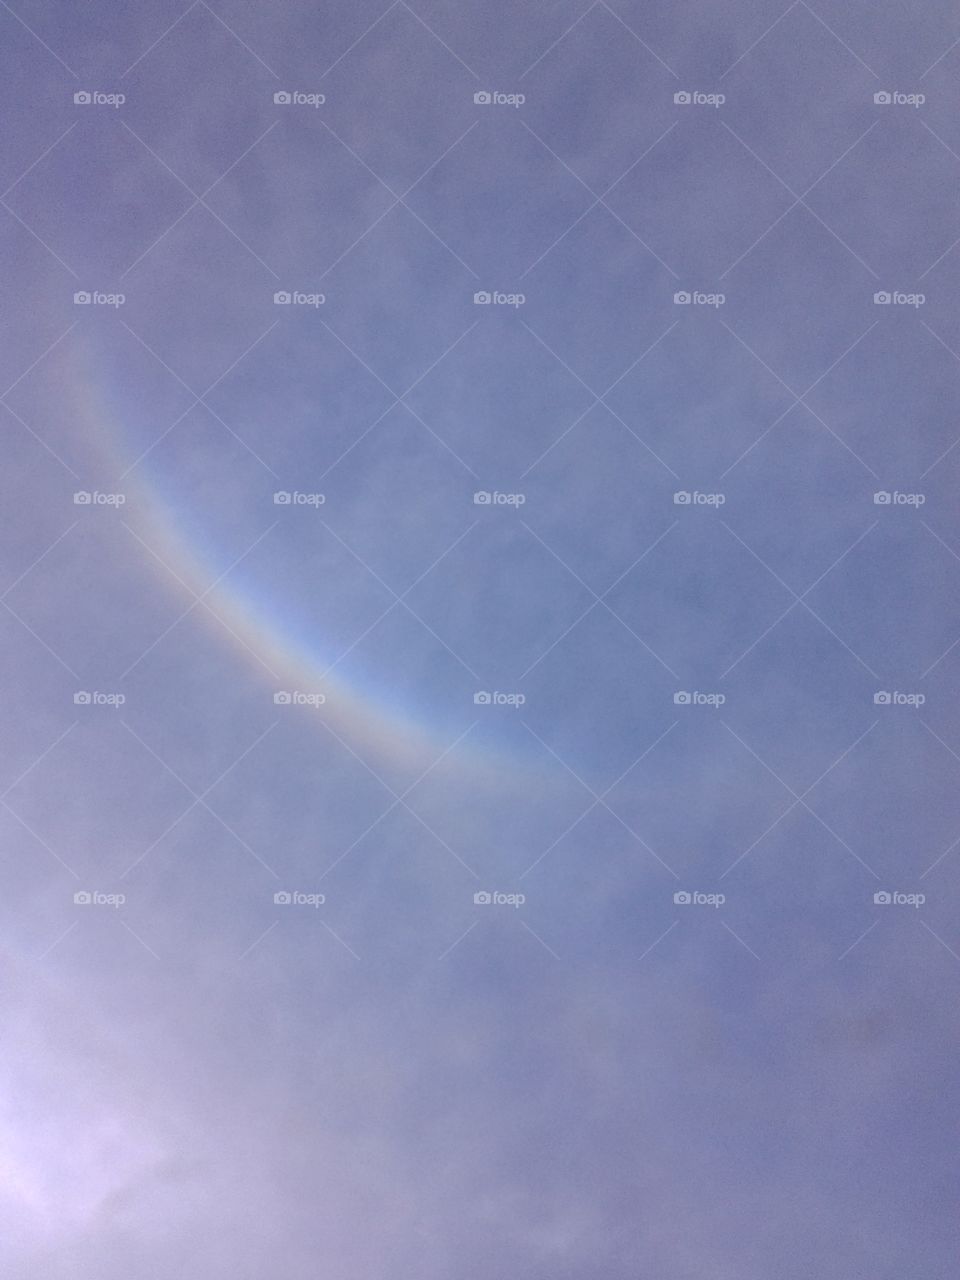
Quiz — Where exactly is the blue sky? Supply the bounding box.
[2,1,960,1276]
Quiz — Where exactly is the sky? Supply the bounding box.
[1,1,959,1275]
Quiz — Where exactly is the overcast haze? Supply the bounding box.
[1,1,959,1276]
